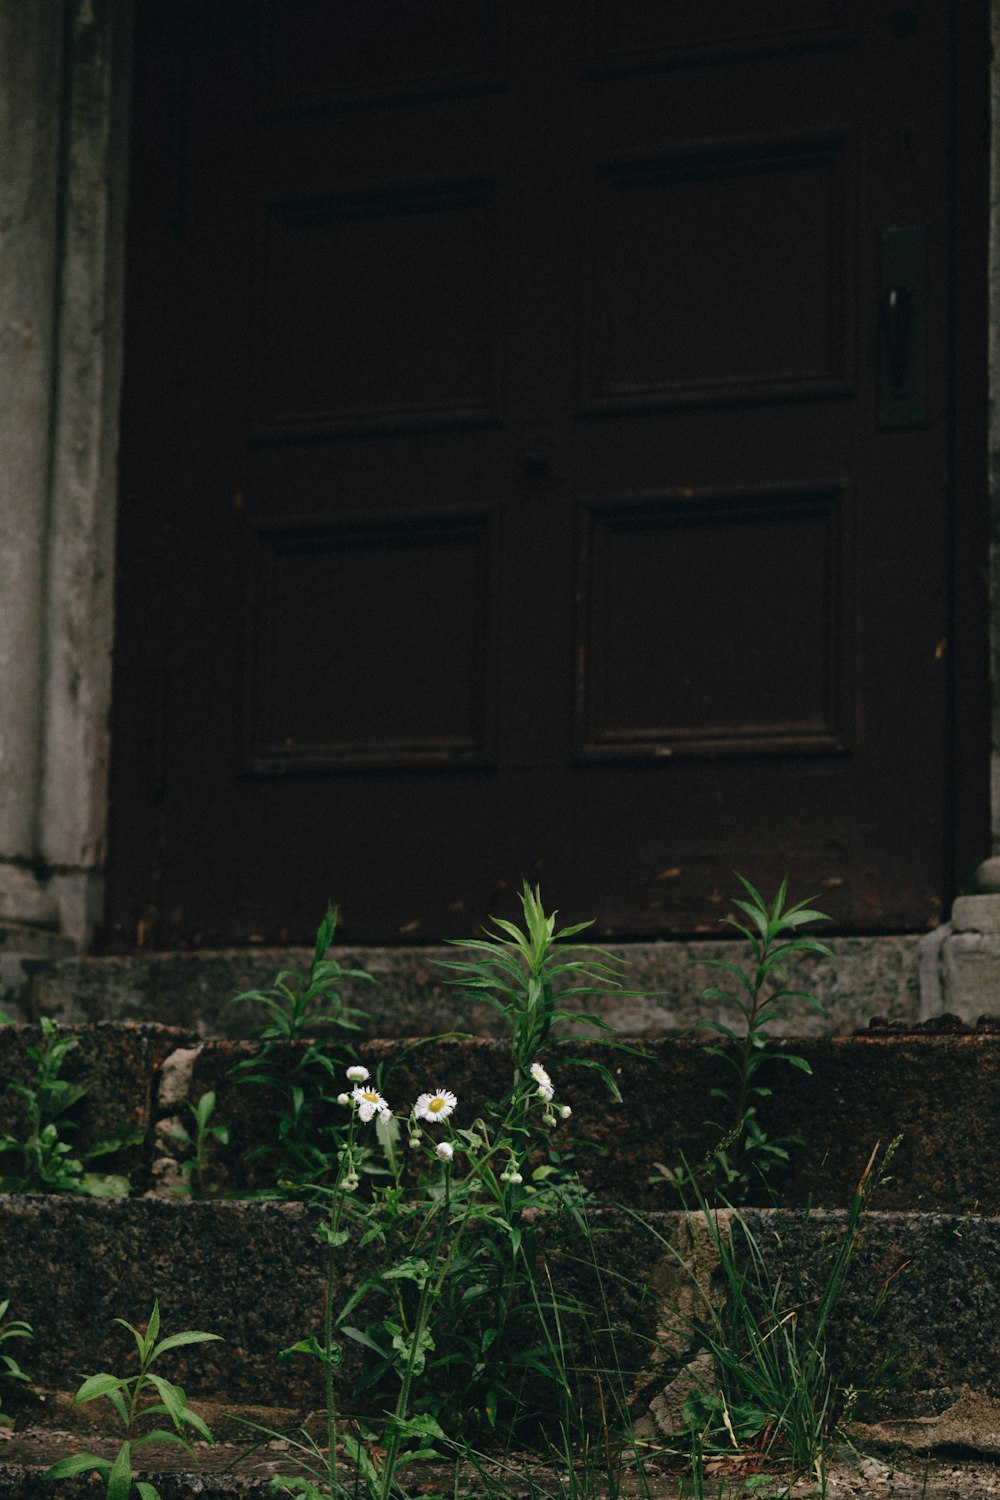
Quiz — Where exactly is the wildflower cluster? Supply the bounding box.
[337,1068,463,1157]
[529,1060,572,1126]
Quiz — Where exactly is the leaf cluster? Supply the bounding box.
[0,1018,134,1197]
[438,882,628,1109]
[44,1299,221,1500]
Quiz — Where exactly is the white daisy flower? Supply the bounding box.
[530,1061,554,1101]
[346,1065,370,1083]
[352,1085,390,1123]
[436,1140,454,1162]
[414,1088,458,1123]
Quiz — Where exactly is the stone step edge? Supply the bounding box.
[5,1026,1000,1211]
[5,935,927,1038]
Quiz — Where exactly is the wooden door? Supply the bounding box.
[108,1,982,946]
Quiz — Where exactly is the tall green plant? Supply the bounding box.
[229,904,375,1191]
[656,877,832,1199]
[242,887,639,1492]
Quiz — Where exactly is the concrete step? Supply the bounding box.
[5,936,927,1038]
[1,1198,1000,1494]
[0,1196,997,1412]
[1,1024,999,1210]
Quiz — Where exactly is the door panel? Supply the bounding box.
[109,1,961,945]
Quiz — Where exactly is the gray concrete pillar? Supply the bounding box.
[0,0,132,952]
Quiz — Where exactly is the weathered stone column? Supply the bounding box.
[0,0,132,956]
[940,0,1000,1019]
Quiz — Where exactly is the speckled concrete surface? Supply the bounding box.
[14,935,922,1038]
[3,1024,1000,1210]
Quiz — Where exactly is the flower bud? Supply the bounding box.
[337,1092,350,1106]
[436,1140,454,1162]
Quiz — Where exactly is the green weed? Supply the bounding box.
[653,877,831,1200]
[168,1089,229,1199]
[648,1138,903,1489]
[44,1299,221,1499]
[229,904,375,1192]
[0,1018,136,1196]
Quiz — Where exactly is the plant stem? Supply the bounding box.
[324,1242,337,1496]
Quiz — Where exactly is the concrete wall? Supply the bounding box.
[0,1,132,955]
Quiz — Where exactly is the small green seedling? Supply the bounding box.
[0,1298,32,1428]
[44,1300,221,1499]
[0,1018,136,1196]
[169,1090,229,1198]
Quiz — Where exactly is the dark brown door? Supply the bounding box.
[108,1,977,946]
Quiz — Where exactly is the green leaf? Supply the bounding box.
[730,898,771,939]
[316,1223,349,1249]
[784,1054,814,1074]
[44,1453,113,1479]
[385,1411,446,1443]
[278,1336,340,1367]
[74,1172,132,1199]
[691,1019,741,1043]
[132,1429,193,1450]
[146,1373,184,1426]
[338,1324,389,1357]
[781,906,832,928]
[146,1301,161,1356]
[107,1441,133,1500]
[136,1483,163,1500]
[194,1091,216,1127]
[313,903,338,963]
[150,1329,223,1361]
[72,1371,129,1406]
[557,1056,622,1102]
[381,1256,431,1284]
[106,1385,129,1426]
[176,1403,214,1442]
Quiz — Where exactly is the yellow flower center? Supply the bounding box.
[362,1090,379,1104]
[429,1097,445,1113]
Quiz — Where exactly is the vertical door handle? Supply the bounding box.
[878,227,926,428]
[881,285,913,393]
